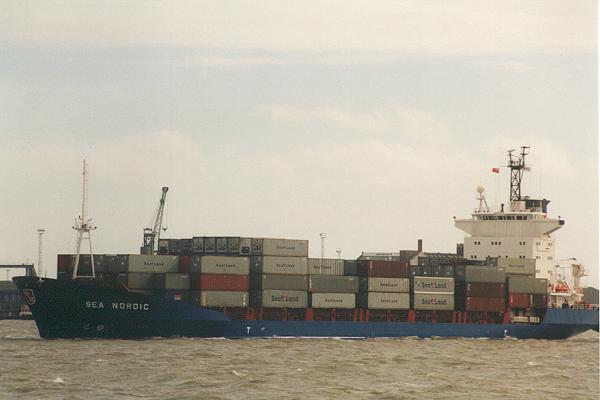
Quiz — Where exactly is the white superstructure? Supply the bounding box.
[454,199,563,282]
[454,147,563,283]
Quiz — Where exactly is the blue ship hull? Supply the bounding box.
[13,277,598,340]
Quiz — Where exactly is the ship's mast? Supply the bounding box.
[72,160,97,279]
[507,146,529,201]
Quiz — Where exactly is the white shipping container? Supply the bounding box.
[367,292,410,310]
[126,255,179,273]
[308,258,344,275]
[259,256,308,275]
[260,290,308,308]
[261,239,309,257]
[201,256,250,275]
[413,293,455,310]
[311,293,356,309]
[367,277,410,293]
[497,258,536,276]
[201,291,248,307]
[413,277,455,294]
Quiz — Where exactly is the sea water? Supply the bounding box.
[0,320,597,399]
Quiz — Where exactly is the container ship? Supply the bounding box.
[13,147,599,339]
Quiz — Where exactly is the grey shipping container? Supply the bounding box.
[508,276,548,294]
[227,237,241,254]
[364,292,410,310]
[465,266,505,283]
[201,256,250,275]
[343,260,358,276]
[165,273,191,290]
[168,239,181,254]
[181,239,193,254]
[413,293,455,310]
[308,258,344,275]
[258,290,308,308]
[254,274,308,291]
[251,238,263,255]
[116,273,128,287]
[124,255,180,274]
[497,258,536,276]
[115,255,128,273]
[216,237,228,253]
[261,239,309,257]
[412,277,455,294]
[201,291,248,307]
[158,239,169,251]
[310,275,359,293]
[204,237,217,253]
[311,293,356,309]
[361,277,410,293]
[192,237,204,253]
[127,273,165,290]
[239,238,251,256]
[252,256,308,275]
[94,255,117,273]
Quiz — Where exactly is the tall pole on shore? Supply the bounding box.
[37,228,45,277]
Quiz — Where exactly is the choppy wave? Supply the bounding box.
[0,320,597,400]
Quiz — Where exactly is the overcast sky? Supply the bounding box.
[1,1,597,287]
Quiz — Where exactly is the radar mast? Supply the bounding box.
[507,146,530,201]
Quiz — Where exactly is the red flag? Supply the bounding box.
[491,167,500,173]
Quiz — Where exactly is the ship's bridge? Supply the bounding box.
[455,211,564,237]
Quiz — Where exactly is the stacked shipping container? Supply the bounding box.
[507,276,549,309]
[58,241,551,322]
[309,258,358,312]
[197,256,250,307]
[249,239,309,310]
[455,265,506,313]
[412,276,455,311]
[357,260,410,311]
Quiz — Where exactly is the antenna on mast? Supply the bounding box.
[72,160,97,279]
[476,186,489,212]
[507,146,530,201]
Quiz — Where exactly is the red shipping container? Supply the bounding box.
[179,256,190,273]
[466,282,505,298]
[508,293,531,308]
[357,260,410,278]
[466,297,505,312]
[200,274,249,291]
[57,255,72,272]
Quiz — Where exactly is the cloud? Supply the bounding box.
[2,1,595,57]
[468,60,534,72]
[262,105,451,142]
